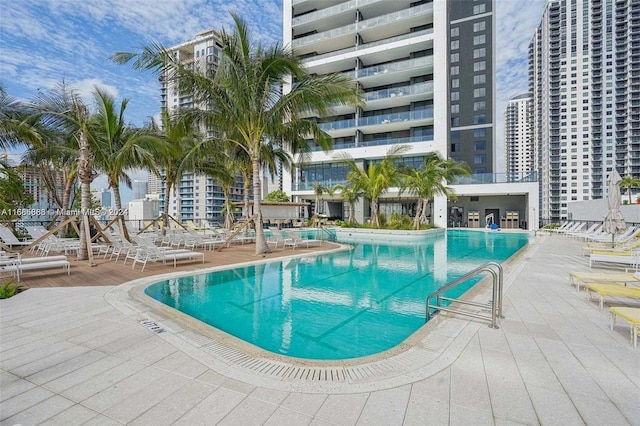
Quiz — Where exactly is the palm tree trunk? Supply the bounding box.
[243,176,250,220]
[371,198,379,228]
[77,130,92,260]
[419,198,429,225]
[413,199,423,230]
[252,158,270,254]
[162,174,172,236]
[223,190,233,230]
[111,179,130,241]
[348,202,354,224]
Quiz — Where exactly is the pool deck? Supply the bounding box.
[1,235,639,425]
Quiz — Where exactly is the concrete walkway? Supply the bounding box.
[1,235,639,425]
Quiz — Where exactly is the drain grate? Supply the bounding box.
[139,319,165,333]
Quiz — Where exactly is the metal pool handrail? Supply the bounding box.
[425,262,504,329]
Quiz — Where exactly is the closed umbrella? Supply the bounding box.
[602,170,626,248]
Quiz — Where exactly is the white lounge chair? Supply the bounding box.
[282,231,322,250]
[590,250,640,269]
[0,225,33,248]
[0,257,70,281]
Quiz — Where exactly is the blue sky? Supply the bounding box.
[1,0,547,204]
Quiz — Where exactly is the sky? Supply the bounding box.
[0,0,547,205]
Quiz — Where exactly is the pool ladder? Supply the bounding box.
[425,262,504,329]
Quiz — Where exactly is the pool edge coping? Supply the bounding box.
[104,234,540,393]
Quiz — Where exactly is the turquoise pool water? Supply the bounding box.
[145,229,529,360]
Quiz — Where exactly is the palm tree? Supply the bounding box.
[336,145,410,228]
[88,88,167,239]
[198,148,239,229]
[399,153,471,229]
[312,183,329,217]
[147,108,201,233]
[113,13,361,254]
[27,84,97,260]
[331,183,363,225]
[619,175,640,204]
[0,86,42,150]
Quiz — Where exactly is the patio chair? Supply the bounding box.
[0,225,33,248]
[569,270,640,291]
[609,306,640,347]
[584,283,640,309]
[282,231,322,250]
[129,247,204,271]
[0,256,70,281]
[589,249,640,269]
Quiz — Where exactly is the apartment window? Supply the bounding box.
[473,21,486,32]
[474,128,486,138]
[474,101,485,111]
[473,115,486,124]
[451,66,459,75]
[474,35,486,45]
[474,88,486,98]
[450,27,459,37]
[473,75,486,85]
[451,104,459,113]
[474,61,486,72]
[473,48,486,58]
[473,4,486,14]
[451,143,460,152]
[474,154,486,164]
[451,40,459,50]
[451,92,459,101]
[474,141,486,150]
[451,53,459,63]
[451,117,460,126]
[451,79,459,88]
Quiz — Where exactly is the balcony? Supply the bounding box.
[452,171,538,185]
[302,29,432,64]
[293,3,433,56]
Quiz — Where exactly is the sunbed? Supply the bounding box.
[0,257,70,281]
[609,306,640,347]
[0,225,33,248]
[589,250,640,269]
[584,283,640,309]
[569,271,640,290]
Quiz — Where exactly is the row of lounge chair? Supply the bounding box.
[266,229,322,250]
[568,270,640,347]
[0,251,70,282]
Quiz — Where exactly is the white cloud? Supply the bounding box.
[72,78,120,108]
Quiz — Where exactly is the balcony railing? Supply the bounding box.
[364,82,433,102]
[293,179,349,191]
[452,172,538,185]
[318,107,433,131]
[302,29,433,63]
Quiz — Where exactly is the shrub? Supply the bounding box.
[0,280,22,299]
[264,190,290,202]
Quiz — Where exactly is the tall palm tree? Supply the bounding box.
[28,84,97,259]
[113,14,361,254]
[147,108,201,233]
[619,175,640,204]
[88,88,167,239]
[337,145,410,228]
[399,153,471,229]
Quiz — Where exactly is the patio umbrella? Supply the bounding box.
[602,170,627,248]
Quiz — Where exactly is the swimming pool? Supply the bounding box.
[145,229,529,360]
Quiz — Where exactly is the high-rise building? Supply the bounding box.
[529,0,640,222]
[283,0,497,226]
[147,172,162,195]
[160,30,246,224]
[132,180,148,200]
[504,93,534,176]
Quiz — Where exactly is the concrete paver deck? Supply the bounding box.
[1,235,639,425]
